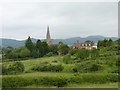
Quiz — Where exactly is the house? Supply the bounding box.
[72,40,93,50]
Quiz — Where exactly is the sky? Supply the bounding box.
[0,2,118,40]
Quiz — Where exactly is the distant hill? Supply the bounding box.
[0,35,118,48]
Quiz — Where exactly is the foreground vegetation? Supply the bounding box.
[1,72,118,88]
[1,54,119,88]
[1,38,119,88]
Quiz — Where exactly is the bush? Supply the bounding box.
[90,48,99,59]
[2,76,68,88]
[72,61,102,73]
[69,49,78,55]
[89,63,101,72]
[63,54,73,64]
[71,73,118,84]
[31,64,64,72]
[8,62,24,72]
[58,44,70,55]
[75,48,90,60]
[2,73,118,88]
[2,64,9,75]
[46,52,54,57]
[3,62,25,75]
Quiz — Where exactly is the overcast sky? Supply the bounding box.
[1,2,118,40]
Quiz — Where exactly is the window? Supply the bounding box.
[82,44,84,46]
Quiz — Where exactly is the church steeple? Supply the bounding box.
[45,26,52,45]
[46,26,51,39]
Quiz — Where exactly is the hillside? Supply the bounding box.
[2,55,118,88]
[0,35,118,48]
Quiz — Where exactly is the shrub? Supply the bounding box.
[4,62,25,75]
[58,44,70,55]
[89,63,101,72]
[31,64,64,72]
[2,64,9,75]
[8,62,24,72]
[72,73,118,84]
[51,60,58,63]
[63,54,73,64]
[72,61,102,73]
[69,49,78,55]
[90,48,99,59]
[46,52,54,57]
[75,48,90,60]
[2,73,118,88]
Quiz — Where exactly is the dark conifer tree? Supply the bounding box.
[25,36,34,57]
[42,41,49,56]
[36,40,43,57]
[25,36,34,52]
[108,39,113,47]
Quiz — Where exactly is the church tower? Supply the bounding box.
[45,26,52,45]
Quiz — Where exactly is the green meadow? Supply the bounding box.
[1,55,119,88]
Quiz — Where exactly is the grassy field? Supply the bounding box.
[4,56,63,71]
[24,83,118,88]
[2,55,119,88]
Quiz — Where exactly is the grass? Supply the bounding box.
[11,72,74,78]
[2,72,118,88]
[64,83,118,88]
[2,55,119,88]
[22,83,118,88]
[2,56,63,71]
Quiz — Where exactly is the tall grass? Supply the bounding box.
[2,73,118,88]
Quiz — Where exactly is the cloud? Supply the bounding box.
[1,2,118,40]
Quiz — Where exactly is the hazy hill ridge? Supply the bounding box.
[0,35,118,48]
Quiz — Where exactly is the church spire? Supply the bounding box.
[46,26,51,39]
[45,26,52,45]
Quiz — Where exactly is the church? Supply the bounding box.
[44,26,59,46]
[44,26,97,50]
[44,26,53,45]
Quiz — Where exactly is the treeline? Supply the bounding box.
[2,36,70,60]
[2,37,120,61]
[2,38,120,75]
[97,38,120,48]
[25,36,49,58]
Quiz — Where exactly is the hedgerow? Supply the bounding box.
[2,73,118,88]
[31,64,64,72]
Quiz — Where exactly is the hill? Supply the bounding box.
[0,35,118,48]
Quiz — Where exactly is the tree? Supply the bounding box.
[4,46,14,59]
[117,38,120,45]
[97,39,112,48]
[11,47,31,58]
[108,39,113,46]
[58,41,64,45]
[36,40,43,57]
[58,44,70,55]
[85,40,94,45]
[0,46,2,54]
[103,39,108,47]
[76,48,90,59]
[19,47,31,58]
[25,36,34,52]
[49,45,58,55]
[42,41,49,56]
